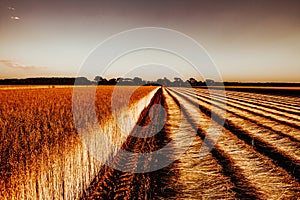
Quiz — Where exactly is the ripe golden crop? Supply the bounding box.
[0,85,157,199]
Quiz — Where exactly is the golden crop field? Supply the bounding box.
[0,86,157,199]
[1,85,300,199]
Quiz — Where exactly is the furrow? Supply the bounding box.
[182,89,300,131]
[194,89,300,119]
[224,90,300,109]
[219,90,300,115]
[161,88,236,199]
[169,88,299,192]
[180,89,300,143]
[167,89,279,199]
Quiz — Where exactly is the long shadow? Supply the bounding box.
[224,87,300,97]
[166,88,262,199]
[170,88,300,183]
[186,89,300,131]
[81,88,180,199]
[182,90,300,144]
[211,92,300,116]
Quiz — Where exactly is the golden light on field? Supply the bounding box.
[0,86,157,199]
[1,86,300,199]
[0,0,300,198]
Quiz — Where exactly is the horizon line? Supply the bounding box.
[0,76,300,84]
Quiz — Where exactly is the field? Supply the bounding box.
[0,86,158,199]
[0,86,300,199]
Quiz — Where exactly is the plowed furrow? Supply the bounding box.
[171,89,300,179]
[191,89,300,120]
[181,89,300,131]
[214,90,300,116]
[168,88,300,199]
[180,89,300,143]
[162,88,236,199]
[224,90,300,108]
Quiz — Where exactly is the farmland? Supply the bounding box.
[1,86,300,199]
[0,86,157,199]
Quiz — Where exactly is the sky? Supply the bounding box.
[0,0,299,82]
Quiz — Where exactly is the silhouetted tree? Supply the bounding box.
[94,76,102,82]
[205,79,215,86]
[188,78,197,87]
[108,78,117,85]
[163,77,171,86]
[133,77,143,85]
[117,77,123,83]
[76,77,92,85]
[156,78,164,86]
[174,77,183,87]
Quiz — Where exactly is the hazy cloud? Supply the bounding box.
[10,16,20,20]
[0,59,42,69]
[8,6,16,11]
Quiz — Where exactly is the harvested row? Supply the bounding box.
[178,88,300,158]
[221,89,300,110]
[212,89,300,116]
[180,89,300,143]
[168,88,300,199]
[171,88,300,181]
[161,89,236,199]
[183,89,300,131]
[205,89,300,120]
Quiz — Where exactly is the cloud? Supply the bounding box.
[10,16,20,20]
[0,59,42,69]
[8,6,15,11]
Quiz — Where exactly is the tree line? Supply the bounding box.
[0,76,299,87]
[94,76,210,87]
[0,76,209,87]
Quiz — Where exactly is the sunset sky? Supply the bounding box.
[0,0,299,82]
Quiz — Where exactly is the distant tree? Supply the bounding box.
[133,77,143,85]
[156,77,172,86]
[156,78,163,85]
[188,77,197,87]
[101,78,108,85]
[184,80,190,87]
[94,76,103,84]
[196,80,205,86]
[118,78,134,85]
[94,76,102,82]
[117,77,123,83]
[163,77,171,86]
[174,77,183,87]
[205,79,215,86]
[76,77,92,85]
[108,78,117,85]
